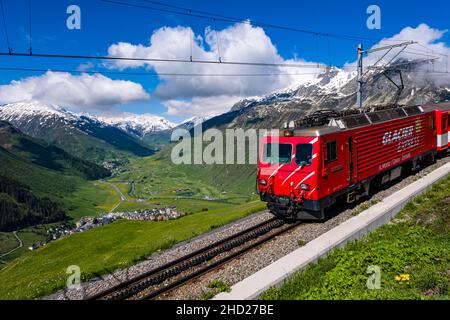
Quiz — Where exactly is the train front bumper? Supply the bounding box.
[260,193,325,221]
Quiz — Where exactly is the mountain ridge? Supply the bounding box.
[0,101,155,162]
[204,64,450,131]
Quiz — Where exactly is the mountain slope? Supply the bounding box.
[203,66,450,130]
[139,116,211,150]
[0,121,110,179]
[0,101,154,162]
[0,122,120,230]
[0,174,67,231]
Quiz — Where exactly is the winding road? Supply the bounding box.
[102,180,149,213]
[0,232,23,259]
[102,181,127,213]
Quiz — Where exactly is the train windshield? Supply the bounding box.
[295,144,313,166]
[262,143,292,164]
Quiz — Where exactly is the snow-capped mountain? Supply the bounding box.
[203,64,450,131]
[230,67,356,113]
[0,101,80,130]
[98,113,177,138]
[174,116,210,130]
[0,101,154,161]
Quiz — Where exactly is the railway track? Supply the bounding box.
[87,217,300,300]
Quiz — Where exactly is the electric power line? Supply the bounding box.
[416,43,449,57]
[0,51,355,70]
[0,0,444,79]
[102,0,408,44]
[0,0,11,53]
[0,66,328,77]
[2,65,447,79]
[28,0,32,54]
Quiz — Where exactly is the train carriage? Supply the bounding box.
[423,103,449,151]
[257,103,450,221]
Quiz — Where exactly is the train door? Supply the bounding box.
[321,138,347,197]
[442,113,450,148]
[348,137,357,184]
[446,112,450,148]
[438,112,448,151]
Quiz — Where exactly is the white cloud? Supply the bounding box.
[0,71,150,112]
[107,22,450,118]
[108,22,320,117]
[164,95,243,118]
[346,24,450,86]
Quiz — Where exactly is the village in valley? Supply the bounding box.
[28,207,184,251]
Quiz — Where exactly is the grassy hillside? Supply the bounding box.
[1,115,154,163]
[114,138,258,205]
[0,121,110,179]
[0,145,117,221]
[0,200,265,299]
[75,117,155,158]
[261,175,450,300]
[0,122,119,223]
[0,178,67,231]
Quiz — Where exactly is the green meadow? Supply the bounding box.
[0,200,265,299]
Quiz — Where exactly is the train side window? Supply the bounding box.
[326,141,337,163]
[430,116,436,129]
[443,117,447,131]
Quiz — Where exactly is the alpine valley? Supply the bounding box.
[0,60,449,299]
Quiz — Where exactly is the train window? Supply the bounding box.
[326,141,338,163]
[262,143,292,164]
[368,112,382,123]
[295,144,313,166]
[342,115,370,128]
[443,117,448,131]
[430,116,436,129]
[403,106,422,116]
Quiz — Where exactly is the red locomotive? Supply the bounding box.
[257,102,450,220]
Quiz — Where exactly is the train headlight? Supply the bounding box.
[259,179,267,186]
[300,184,310,191]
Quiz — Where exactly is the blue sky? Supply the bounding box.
[0,0,449,122]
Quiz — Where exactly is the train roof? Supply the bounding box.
[328,105,425,130]
[280,102,450,137]
[421,102,450,113]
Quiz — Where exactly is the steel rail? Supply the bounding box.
[137,221,301,300]
[88,217,290,300]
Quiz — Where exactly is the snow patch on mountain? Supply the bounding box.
[98,113,177,137]
[0,101,177,139]
[0,101,79,122]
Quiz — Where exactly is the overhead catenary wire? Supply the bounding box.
[0,66,329,77]
[0,51,356,70]
[0,0,444,81]
[99,0,449,76]
[416,43,449,57]
[116,0,409,44]
[213,19,222,63]
[3,65,449,79]
[188,10,193,62]
[28,0,32,54]
[139,0,247,21]
[0,0,11,53]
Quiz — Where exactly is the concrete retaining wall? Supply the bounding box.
[214,162,450,300]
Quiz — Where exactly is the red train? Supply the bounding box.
[257,102,450,220]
